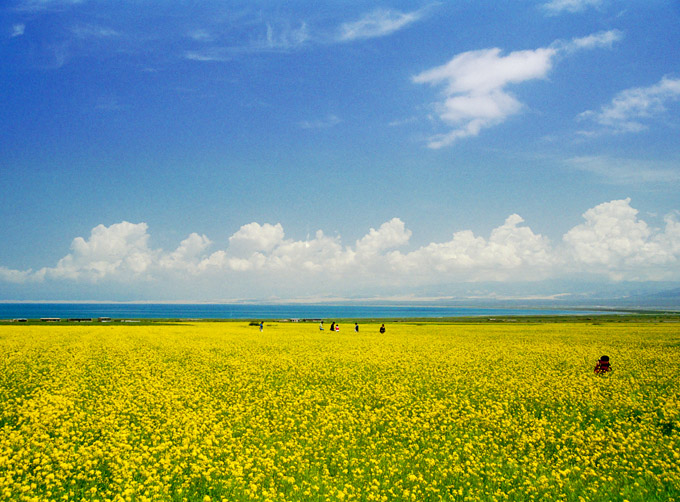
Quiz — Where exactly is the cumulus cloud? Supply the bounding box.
[40,221,157,282]
[159,233,212,273]
[227,222,285,257]
[562,199,679,280]
[338,8,426,41]
[413,31,621,148]
[356,218,412,255]
[3,200,680,296]
[387,214,555,282]
[579,76,680,134]
[0,266,36,284]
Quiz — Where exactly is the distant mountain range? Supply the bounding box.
[332,282,680,312]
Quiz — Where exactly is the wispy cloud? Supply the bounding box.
[299,114,341,130]
[542,0,604,15]
[337,7,427,42]
[567,156,680,185]
[187,29,214,42]
[11,23,25,38]
[183,48,232,62]
[559,29,623,52]
[578,76,680,134]
[264,21,310,50]
[183,21,310,62]
[183,48,232,63]
[183,7,429,63]
[413,31,622,148]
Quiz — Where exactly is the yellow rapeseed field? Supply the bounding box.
[0,320,679,502]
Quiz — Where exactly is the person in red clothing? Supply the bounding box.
[594,355,611,374]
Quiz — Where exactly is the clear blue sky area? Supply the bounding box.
[1,0,679,301]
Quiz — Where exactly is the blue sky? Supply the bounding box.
[1,0,679,302]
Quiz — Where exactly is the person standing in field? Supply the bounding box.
[330,322,335,332]
[355,322,359,333]
[319,321,324,331]
[259,321,263,332]
[379,324,385,334]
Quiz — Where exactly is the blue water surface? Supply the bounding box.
[0,303,615,320]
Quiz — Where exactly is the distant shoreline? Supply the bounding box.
[0,301,678,324]
[0,302,631,319]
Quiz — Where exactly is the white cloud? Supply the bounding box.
[543,0,604,15]
[356,218,412,255]
[387,214,555,282]
[413,47,556,148]
[3,200,680,295]
[218,227,352,276]
[183,6,426,64]
[228,222,285,256]
[264,21,309,50]
[40,222,157,282]
[159,233,212,273]
[562,199,680,280]
[338,8,426,41]
[11,24,26,38]
[183,49,232,63]
[0,266,35,284]
[188,29,213,42]
[184,21,310,61]
[413,32,622,148]
[579,76,680,134]
[262,231,352,275]
[561,30,622,52]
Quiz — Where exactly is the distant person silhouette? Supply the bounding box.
[379,324,385,334]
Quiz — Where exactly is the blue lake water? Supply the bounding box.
[0,303,617,320]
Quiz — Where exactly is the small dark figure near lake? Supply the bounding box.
[594,355,611,374]
[330,322,335,332]
[355,322,359,333]
[379,324,386,334]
